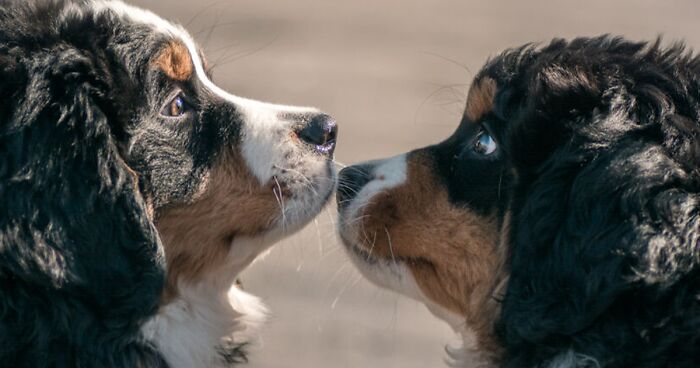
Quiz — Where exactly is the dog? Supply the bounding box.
[337,35,700,367]
[0,1,337,367]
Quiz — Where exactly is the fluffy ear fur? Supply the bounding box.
[0,29,167,368]
[497,38,700,367]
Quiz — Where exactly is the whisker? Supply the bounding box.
[331,272,362,309]
[186,0,228,27]
[323,206,337,227]
[413,83,470,126]
[419,50,472,73]
[272,176,287,230]
[211,34,280,69]
[325,263,350,292]
[201,10,224,49]
[274,164,315,186]
[384,227,397,264]
[207,40,243,55]
[313,218,324,256]
[498,170,503,200]
[332,160,349,168]
[342,214,371,226]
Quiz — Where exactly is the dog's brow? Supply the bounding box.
[465,77,497,122]
[154,41,194,81]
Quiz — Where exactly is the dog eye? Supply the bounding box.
[162,94,189,117]
[474,130,497,155]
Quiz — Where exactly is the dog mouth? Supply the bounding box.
[336,186,417,288]
[341,230,426,271]
[335,157,404,267]
[266,158,337,233]
[337,215,440,307]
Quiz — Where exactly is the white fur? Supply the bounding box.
[143,234,299,368]
[141,281,267,368]
[338,154,476,366]
[339,153,408,223]
[172,4,336,232]
[343,240,464,329]
[338,154,462,323]
[91,2,335,367]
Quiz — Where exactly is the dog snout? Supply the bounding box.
[294,114,338,156]
[337,164,373,209]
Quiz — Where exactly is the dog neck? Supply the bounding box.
[143,236,274,368]
[464,214,512,366]
[144,279,267,368]
[435,216,511,367]
[427,274,506,367]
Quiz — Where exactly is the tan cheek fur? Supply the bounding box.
[156,149,281,301]
[357,152,507,358]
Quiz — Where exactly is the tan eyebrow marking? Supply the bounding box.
[154,41,194,82]
[465,77,497,122]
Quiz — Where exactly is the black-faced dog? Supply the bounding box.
[0,1,337,367]
[337,36,700,367]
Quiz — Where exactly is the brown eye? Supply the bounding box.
[162,94,189,117]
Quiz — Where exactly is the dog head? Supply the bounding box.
[85,0,338,294]
[0,0,336,364]
[338,36,700,366]
[336,69,511,361]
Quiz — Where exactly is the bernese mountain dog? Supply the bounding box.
[0,1,337,367]
[337,36,700,367]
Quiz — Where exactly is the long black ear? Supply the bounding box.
[0,45,166,366]
[498,42,700,366]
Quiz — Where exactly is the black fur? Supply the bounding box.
[483,36,700,367]
[0,1,170,366]
[0,0,243,366]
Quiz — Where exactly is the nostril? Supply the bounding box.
[337,164,373,209]
[296,114,337,155]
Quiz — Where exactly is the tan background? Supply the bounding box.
[130,1,700,366]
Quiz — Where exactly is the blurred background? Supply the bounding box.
[130,1,700,366]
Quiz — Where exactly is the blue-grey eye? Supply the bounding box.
[474,130,497,155]
[162,94,188,117]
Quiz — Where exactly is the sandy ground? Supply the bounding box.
[130,1,700,366]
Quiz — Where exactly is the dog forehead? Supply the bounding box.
[91,0,187,36]
[89,1,211,80]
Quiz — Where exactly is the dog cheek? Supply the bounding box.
[409,260,469,315]
[155,149,281,296]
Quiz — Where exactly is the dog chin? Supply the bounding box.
[229,163,337,273]
[339,233,464,332]
[274,162,337,234]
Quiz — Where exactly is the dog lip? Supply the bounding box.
[345,237,381,265]
[344,236,433,278]
[336,164,374,209]
[340,229,413,267]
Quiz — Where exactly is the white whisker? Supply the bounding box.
[384,227,397,264]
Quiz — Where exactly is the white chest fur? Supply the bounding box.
[142,281,267,368]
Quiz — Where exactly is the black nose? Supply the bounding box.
[337,164,373,209]
[295,114,338,156]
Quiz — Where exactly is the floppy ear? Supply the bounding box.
[498,62,700,364]
[0,47,166,365]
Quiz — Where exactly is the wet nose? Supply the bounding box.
[337,164,373,209]
[295,114,338,156]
